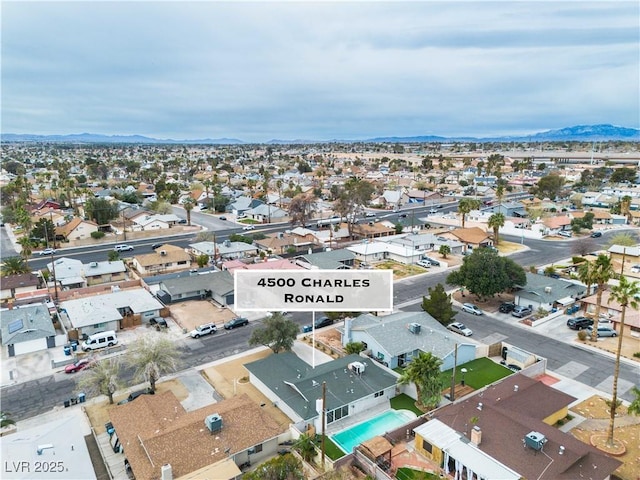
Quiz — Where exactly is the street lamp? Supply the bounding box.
[461,368,468,387]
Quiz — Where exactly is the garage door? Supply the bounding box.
[13,338,48,356]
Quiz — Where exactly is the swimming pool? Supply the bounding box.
[331,409,416,454]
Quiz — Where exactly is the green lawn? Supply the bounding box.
[439,357,512,390]
[315,435,345,460]
[395,467,441,480]
[390,393,425,416]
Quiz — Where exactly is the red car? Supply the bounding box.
[64,358,93,373]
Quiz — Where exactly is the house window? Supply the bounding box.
[327,405,349,424]
[253,444,263,453]
[422,439,433,454]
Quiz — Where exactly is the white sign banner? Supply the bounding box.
[234,269,393,312]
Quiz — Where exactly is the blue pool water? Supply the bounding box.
[331,409,416,453]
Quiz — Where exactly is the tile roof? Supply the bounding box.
[448,227,491,244]
[135,245,191,267]
[109,393,283,480]
[433,374,621,480]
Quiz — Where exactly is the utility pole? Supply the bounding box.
[449,343,458,402]
[321,381,326,466]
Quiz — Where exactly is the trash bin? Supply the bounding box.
[64,400,70,408]
[63,346,71,356]
[78,392,86,403]
[71,341,78,351]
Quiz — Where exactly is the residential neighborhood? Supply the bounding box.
[1,141,639,480]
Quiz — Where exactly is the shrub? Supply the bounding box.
[572,256,586,264]
[633,352,640,359]
[577,330,588,341]
[91,231,105,239]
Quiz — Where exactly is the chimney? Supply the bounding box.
[344,317,352,344]
[161,464,173,480]
[471,426,482,446]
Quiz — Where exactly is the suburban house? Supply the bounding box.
[294,249,356,269]
[608,244,640,265]
[338,311,476,370]
[0,272,40,302]
[541,215,572,236]
[351,221,396,240]
[189,240,258,261]
[514,273,586,312]
[83,260,127,286]
[406,190,444,205]
[347,241,423,265]
[227,196,264,216]
[156,270,234,306]
[61,288,165,335]
[243,204,288,223]
[415,374,621,480]
[222,258,304,273]
[387,233,464,256]
[1,304,58,357]
[129,213,170,232]
[442,227,493,253]
[492,202,527,218]
[580,290,640,338]
[254,231,319,255]
[46,258,126,289]
[132,245,191,276]
[109,392,284,480]
[245,353,398,432]
[55,217,99,241]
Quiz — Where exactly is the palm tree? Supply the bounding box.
[183,198,195,226]
[17,237,34,260]
[457,198,481,229]
[495,184,505,205]
[398,351,443,409]
[1,256,31,276]
[488,213,505,246]
[577,260,598,297]
[127,333,179,392]
[590,254,615,342]
[605,276,640,446]
[77,357,122,405]
[294,433,317,462]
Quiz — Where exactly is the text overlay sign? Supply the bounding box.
[234,269,393,312]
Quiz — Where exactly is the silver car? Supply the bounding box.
[462,303,483,315]
[448,322,473,337]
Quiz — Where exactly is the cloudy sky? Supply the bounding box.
[2,1,638,142]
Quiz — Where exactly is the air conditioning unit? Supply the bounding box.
[408,323,421,334]
[524,432,547,451]
[205,414,223,433]
[90,262,98,268]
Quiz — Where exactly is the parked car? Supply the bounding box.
[302,316,333,333]
[219,216,227,221]
[364,212,376,217]
[117,388,154,405]
[224,317,249,330]
[462,303,483,315]
[38,248,57,256]
[447,322,473,337]
[242,225,255,230]
[630,264,640,274]
[149,317,168,328]
[585,326,617,337]
[590,231,602,238]
[499,302,516,313]
[567,317,593,330]
[421,256,440,267]
[429,208,438,214]
[557,231,572,238]
[511,305,533,318]
[398,213,407,218]
[151,243,164,250]
[190,323,217,338]
[177,219,187,224]
[416,260,431,268]
[64,358,94,373]
[114,244,134,252]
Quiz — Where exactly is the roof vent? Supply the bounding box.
[477,402,483,411]
[514,385,519,392]
[559,445,565,455]
[160,250,167,256]
[524,431,547,451]
[161,464,173,480]
[544,286,552,293]
[90,262,98,268]
[408,323,421,334]
[204,414,223,434]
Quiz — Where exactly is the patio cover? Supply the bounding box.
[556,296,575,306]
[360,436,393,460]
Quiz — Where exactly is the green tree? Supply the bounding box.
[108,250,120,262]
[627,386,640,416]
[248,313,299,353]
[17,237,34,260]
[126,333,180,392]
[577,260,598,297]
[394,223,403,234]
[293,433,316,462]
[606,276,640,446]
[243,454,304,480]
[0,411,15,428]
[398,351,442,409]
[421,283,456,326]
[149,200,173,214]
[438,244,451,258]
[32,218,56,246]
[76,357,122,405]
[1,256,31,276]
[610,167,637,184]
[85,198,119,225]
[345,341,366,354]
[488,212,505,246]
[196,254,209,268]
[447,248,526,301]
[590,254,615,342]
[533,173,564,200]
[457,198,481,228]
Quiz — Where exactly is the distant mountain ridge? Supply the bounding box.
[2,124,638,144]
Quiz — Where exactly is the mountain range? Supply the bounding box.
[2,124,638,144]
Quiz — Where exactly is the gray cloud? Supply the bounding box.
[2,1,638,141]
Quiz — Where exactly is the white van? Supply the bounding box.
[82,331,118,351]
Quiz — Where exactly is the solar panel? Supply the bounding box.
[8,319,24,334]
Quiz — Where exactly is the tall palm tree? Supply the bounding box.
[488,213,505,246]
[183,198,195,226]
[17,237,34,260]
[398,351,443,409]
[127,333,179,392]
[1,256,31,276]
[605,276,639,446]
[577,260,598,297]
[590,254,615,342]
[495,184,505,205]
[457,198,481,229]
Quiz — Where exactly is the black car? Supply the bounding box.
[151,243,163,250]
[224,317,249,329]
[302,316,333,333]
[149,317,167,327]
[567,317,593,330]
[117,388,154,405]
[499,302,516,313]
[590,231,602,238]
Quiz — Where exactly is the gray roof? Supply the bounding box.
[159,271,234,296]
[1,304,55,345]
[245,353,398,421]
[246,204,287,217]
[296,249,356,269]
[517,272,586,304]
[344,311,463,358]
